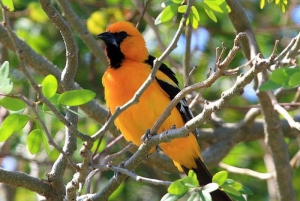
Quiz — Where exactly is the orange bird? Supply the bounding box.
[98,21,231,201]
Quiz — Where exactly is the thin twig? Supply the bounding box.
[18,95,79,171]
[219,163,272,180]
[268,92,300,131]
[102,142,133,165]
[150,32,245,135]
[107,164,172,185]
[135,0,151,28]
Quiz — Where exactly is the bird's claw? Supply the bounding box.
[141,129,152,142]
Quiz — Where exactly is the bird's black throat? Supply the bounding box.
[105,44,124,69]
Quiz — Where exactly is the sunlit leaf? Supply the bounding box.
[161,193,184,201]
[231,181,243,191]
[199,190,212,201]
[41,130,51,156]
[0,61,9,78]
[178,5,187,13]
[0,96,26,111]
[202,183,219,193]
[27,129,42,154]
[187,170,199,186]
[58,89,96,106]
[42,93,60,111]
[260,0,266,9]
[288,72,300,88]
[182,176,199,187]
[222,184,241,196]
[2,0,14,11]
[0,114,29,142]
[42,75,58,99]
[160,4,178,23]
[259,80,282,91]
[87,11,106,35]
[171,0,182,4]
[0,61,13,95]
[0,78,13,95]
[13,114,29,131]
[191,14,199,29]
[168,179,188,195]
[191,6,200,21]
[203,4,218,22]
[225,179,235,184]
[0,127,15,142]
[187,192,202,201]
[270,68,287,84]
[204,0,225,13]
[28,2,48,23]
[108,182,125,201]
[155,12,163,25]
[212,171,228,186]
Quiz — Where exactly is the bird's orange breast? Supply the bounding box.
[102,60,201,170]
[102,61,175,143]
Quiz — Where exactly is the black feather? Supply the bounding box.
[145,55,179,86]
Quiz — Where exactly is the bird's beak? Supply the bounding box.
[97,32,118,47]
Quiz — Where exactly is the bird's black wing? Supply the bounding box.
[144,55,195,126]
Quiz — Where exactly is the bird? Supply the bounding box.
[98,21,231,201]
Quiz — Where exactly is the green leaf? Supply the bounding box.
[42,75,58,99]
[42,93,60,111]
[0,127,15,142]
[225,178,235,184]
[212,171,228,186]
[171,0,182,4]
[41,130,51,156]
[160,4,178,23]
[191,14,199,29]
[260,0,266,9]
[0,61,9,78]
[203,3,217,22]
[288,72,300,88]
[199,190,212,201]
[270,68,287,84]
[2,0,14,11]
[161,193,185,201]
[27,129,42,154]
[259,80,282,91]
[228,193,246,201]
[191,6,200,21]
[0,96,26,111]
[202,183,219,193]
[13,114,29,131]
[187,192,202,201]
[185,170,199,186]
[239,185,253,195]
[155,12,163,25]
[28,2,48,23]
[58,89,96,106]
[168,179,188,195]
[0,114,29,142]
[204,0,227,13]
[0,78,13,95]
[222,184,241,196]
[178,5,187,13]
[231,181,243,191]
[0,61,13,95]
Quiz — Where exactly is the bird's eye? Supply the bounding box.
[113,31,129,43]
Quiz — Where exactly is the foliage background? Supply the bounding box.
[0,0,300,201]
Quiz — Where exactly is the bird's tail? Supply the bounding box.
[183,158,232,201]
